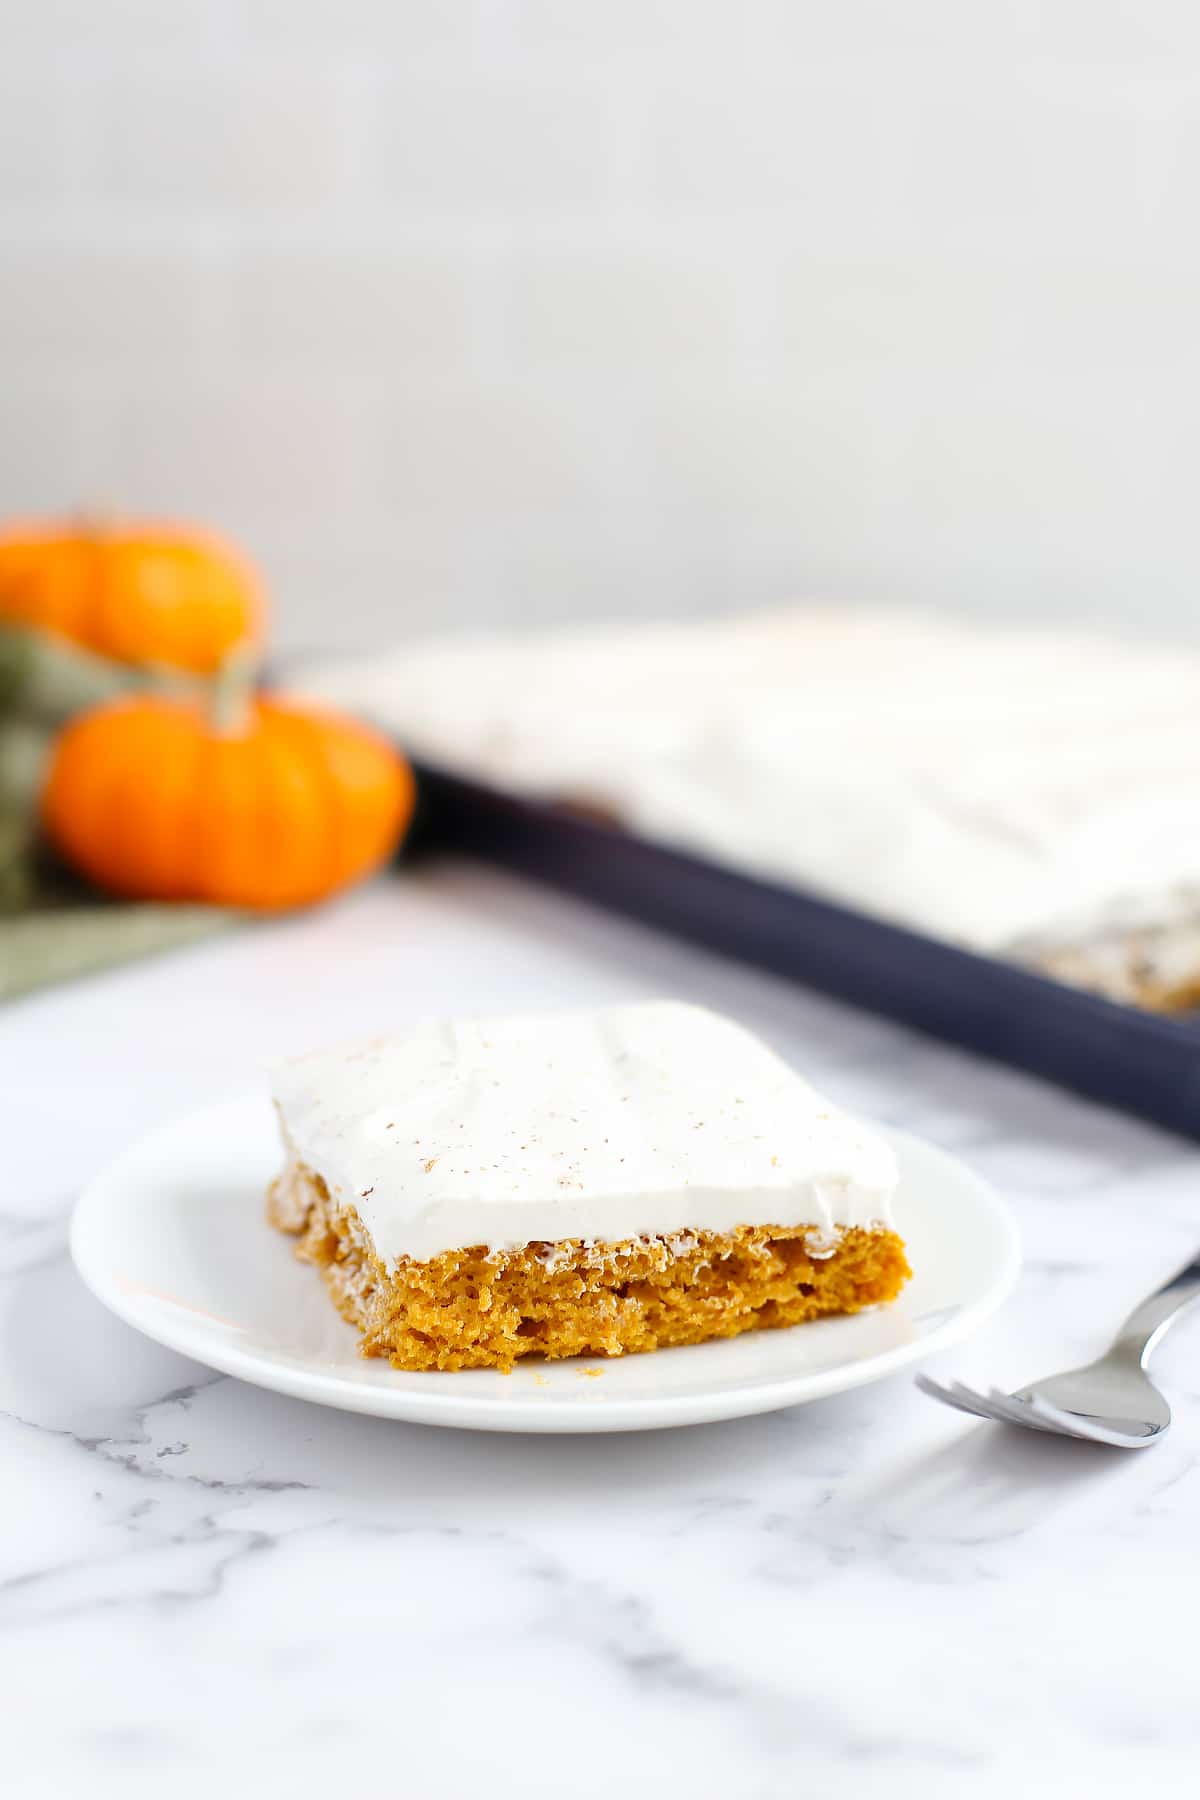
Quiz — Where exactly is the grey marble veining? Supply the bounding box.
[1,866,1198,1799]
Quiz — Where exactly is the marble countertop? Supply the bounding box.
[2,864,1198,1799]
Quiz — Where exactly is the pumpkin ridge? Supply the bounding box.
[195,721,254,904]
[100,710,162,897]
[268,705,343,903]
[142,700,206,898]
[50,708,142,895]
[252,708,321,907]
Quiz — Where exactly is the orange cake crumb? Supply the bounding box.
[268,1163,910,1373]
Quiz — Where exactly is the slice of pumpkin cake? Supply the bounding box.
[267,1001,909,1372]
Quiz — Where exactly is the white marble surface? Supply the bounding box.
[2,864,1199,1799]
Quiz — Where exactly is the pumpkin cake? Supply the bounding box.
[267,1002,910,1373]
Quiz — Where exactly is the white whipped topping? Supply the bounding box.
[291,606,1200,952]
[270,1001,898,1264]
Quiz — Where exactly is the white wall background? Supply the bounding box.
[2,1,1198,649]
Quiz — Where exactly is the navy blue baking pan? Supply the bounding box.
[406,759,1200,1142]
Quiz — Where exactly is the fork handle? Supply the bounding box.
[1112,1250,1200,1367]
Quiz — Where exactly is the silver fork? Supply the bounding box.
[917,1248,1200,1448]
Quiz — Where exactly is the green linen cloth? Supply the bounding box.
[0,625,234,1000]
[0,895,234,1002]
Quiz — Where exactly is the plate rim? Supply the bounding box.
[70,1094,1021,1434]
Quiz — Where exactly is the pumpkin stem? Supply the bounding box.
[211,641,259,736]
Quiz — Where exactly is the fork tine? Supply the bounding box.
[915,1373,1008,1425]
[948,1380,1013,1423]
[982,1388,1056,1433]
[915,1372,974,1413]
[914,1372,971,1410]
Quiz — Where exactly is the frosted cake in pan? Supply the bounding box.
[293,608,1200,1009]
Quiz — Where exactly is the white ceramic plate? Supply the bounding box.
[71,1094,1019,1433]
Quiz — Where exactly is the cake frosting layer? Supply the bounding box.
[290,607,1200,953]
[270,1002,898,1265]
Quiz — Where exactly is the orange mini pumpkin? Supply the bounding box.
[42,667,415,910]
[0,519,265,674]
